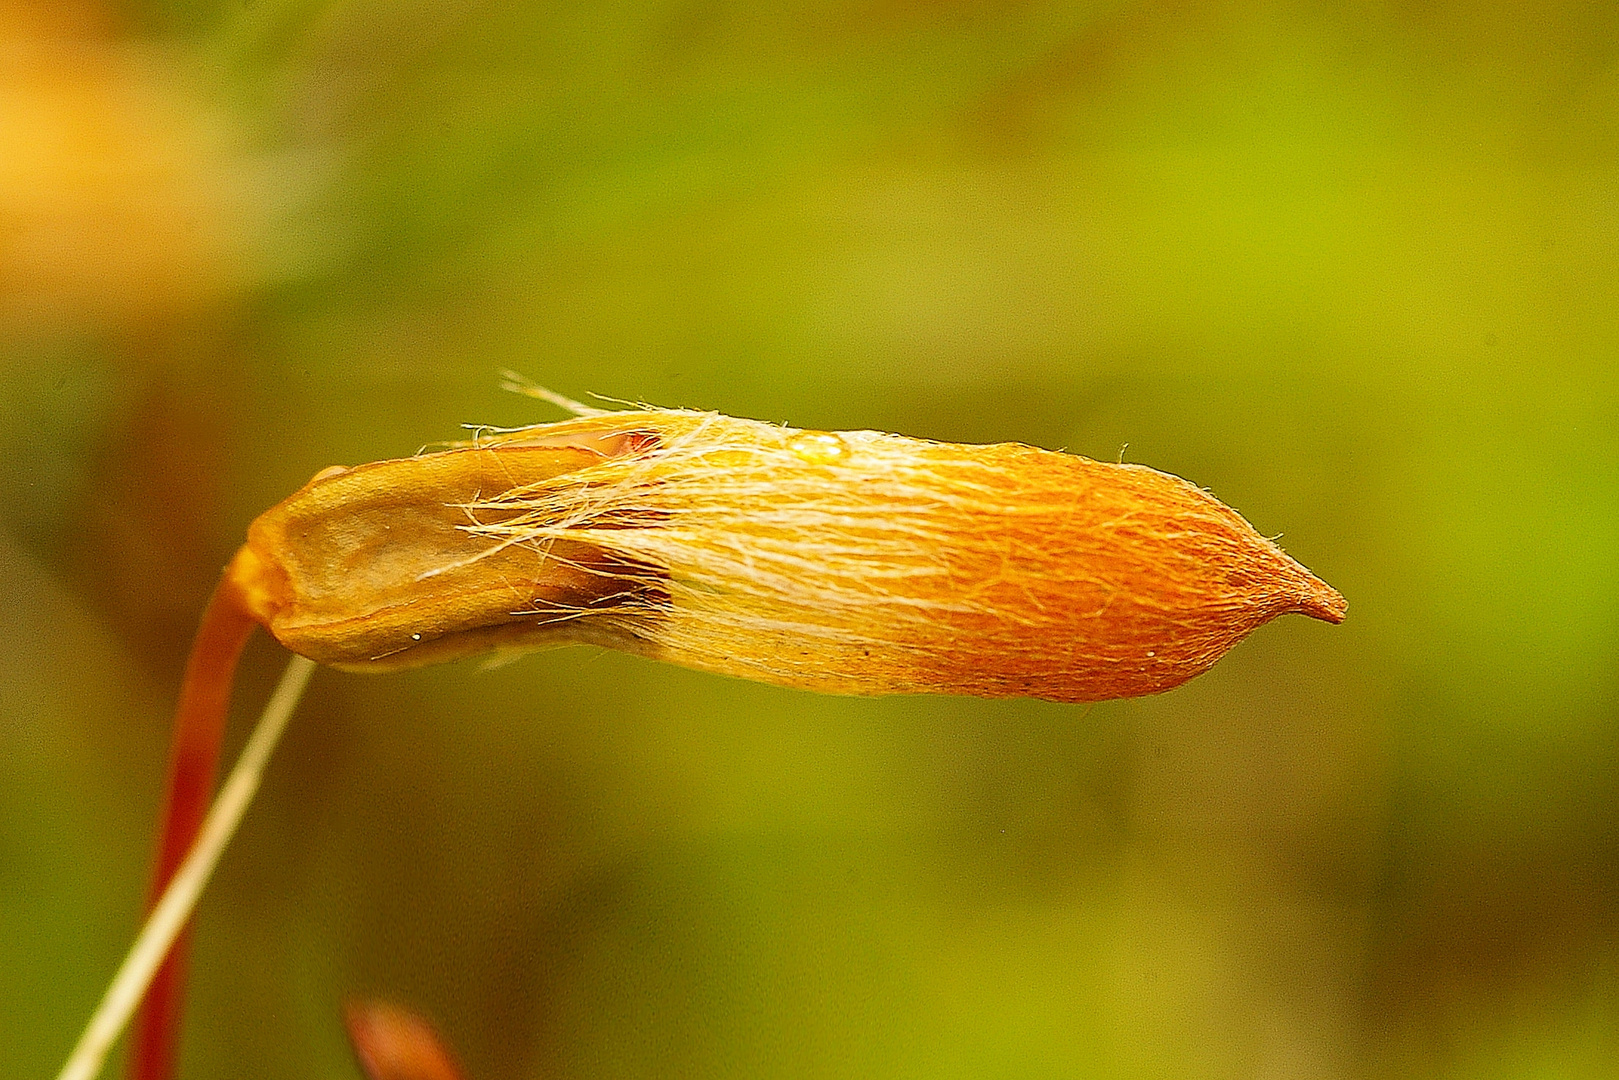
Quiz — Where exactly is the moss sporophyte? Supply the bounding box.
[235,406,1343,692]
[57,392,1345,1080]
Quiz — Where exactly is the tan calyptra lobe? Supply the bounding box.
[228,407,1345,702]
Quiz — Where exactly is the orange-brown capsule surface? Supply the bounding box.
[229,409,1344,701]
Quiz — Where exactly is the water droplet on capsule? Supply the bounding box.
[787,430,849,465]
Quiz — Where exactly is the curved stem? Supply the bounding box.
[56,654,316,1080]
[131,581,257,1080]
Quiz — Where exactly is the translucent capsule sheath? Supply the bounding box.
[228,409,1344,702]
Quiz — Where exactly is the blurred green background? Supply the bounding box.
[3,0,1615,1077]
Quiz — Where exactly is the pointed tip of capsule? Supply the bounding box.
[1294,572,1348,624]
[1256,531,1345,626]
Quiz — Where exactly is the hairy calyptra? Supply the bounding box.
[119,399,1343,1080]
[234,406,1344,698]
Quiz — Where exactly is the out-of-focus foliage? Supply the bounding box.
[2,0,1614,1077]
